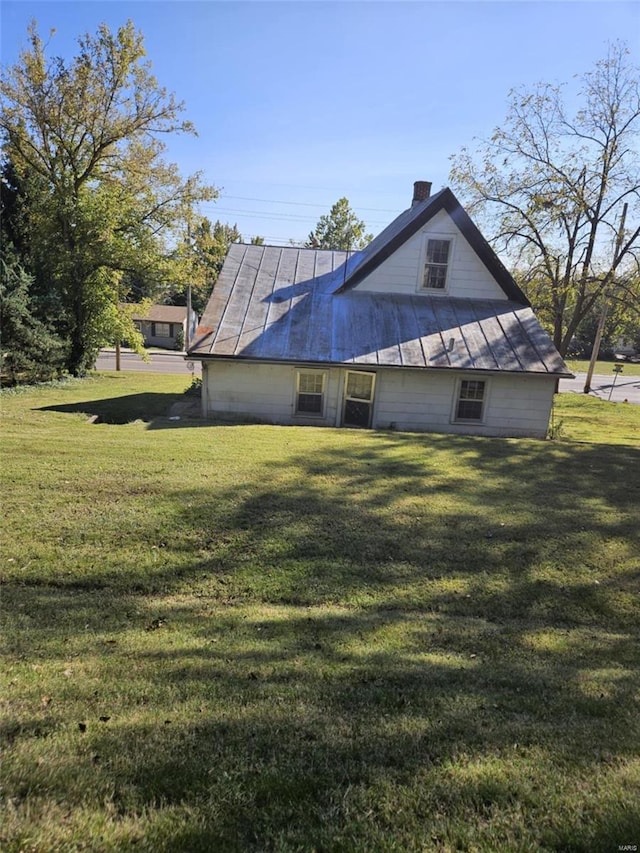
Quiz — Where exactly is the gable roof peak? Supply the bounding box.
[335,186,529,305]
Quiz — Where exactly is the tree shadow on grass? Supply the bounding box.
[4,591,639,851]
[3,430,640,850]
[36,393,185,424]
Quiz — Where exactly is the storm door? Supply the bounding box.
[342,371,376,428]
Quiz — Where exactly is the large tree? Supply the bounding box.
[306,197,373,251]
[450,42,640,356]
[0,21,216,374]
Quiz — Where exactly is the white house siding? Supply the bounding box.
[354,209,507,301]
[372,368,555,438]
[203,360,556,438]
[202,361,343,426]
[139,321,185,349]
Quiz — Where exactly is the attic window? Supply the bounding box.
[423,239,451,290]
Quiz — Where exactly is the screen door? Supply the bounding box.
[342,371,375,428]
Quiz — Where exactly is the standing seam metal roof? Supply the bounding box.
[189,243,570,376]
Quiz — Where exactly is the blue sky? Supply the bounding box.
[2,1,638,244]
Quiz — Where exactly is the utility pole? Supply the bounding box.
[584,203,628,394]
[185,285,192,352]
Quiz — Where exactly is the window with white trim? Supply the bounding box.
[295,370,326,416]
[422,238,451,290]
[455,379,486,421]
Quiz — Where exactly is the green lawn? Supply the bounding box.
[1,373,639,852]
[565,358,640,377]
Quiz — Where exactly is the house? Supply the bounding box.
[187,181,572,438]
[129,304,199,350]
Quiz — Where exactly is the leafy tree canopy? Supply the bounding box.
[169,218,265,315]
[0,20,217,374]
[450,42,640,356]
[306,198,373,251]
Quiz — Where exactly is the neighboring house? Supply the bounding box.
[187,181,572,437]
[129,305,199,350]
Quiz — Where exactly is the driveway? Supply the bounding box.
[559,372,640,404]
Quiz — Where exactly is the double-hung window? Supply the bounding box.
[422,238,451,290]
[455,379,486,422]
[295,370,326,416]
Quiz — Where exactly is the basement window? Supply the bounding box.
[454,379,486,421]
[295,370,326,416]
[422,238,451,290]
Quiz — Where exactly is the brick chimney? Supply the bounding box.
[412,181,432,206]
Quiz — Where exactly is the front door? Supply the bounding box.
[342,371,376,428]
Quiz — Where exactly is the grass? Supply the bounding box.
[1,372,639,852]
[564,358,640,377]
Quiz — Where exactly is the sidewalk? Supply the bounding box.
[101,346,188,357]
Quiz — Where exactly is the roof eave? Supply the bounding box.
[187,351,572,378]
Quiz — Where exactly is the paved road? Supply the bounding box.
[559,372,640,404]
[96,351,639,404]
[95,348,201,375]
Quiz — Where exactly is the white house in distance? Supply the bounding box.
[129,304,198,350]
[187,182,572,438]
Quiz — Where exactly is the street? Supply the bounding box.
[559,372,640,405]
[95,348,201,376]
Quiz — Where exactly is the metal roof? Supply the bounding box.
[127,304,190,323]
[189,244,571,377]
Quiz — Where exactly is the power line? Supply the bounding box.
[219,194,399,213]
[215,178,406,198]
[197,205,389,228]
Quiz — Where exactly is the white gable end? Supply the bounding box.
[352,209,508,300]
